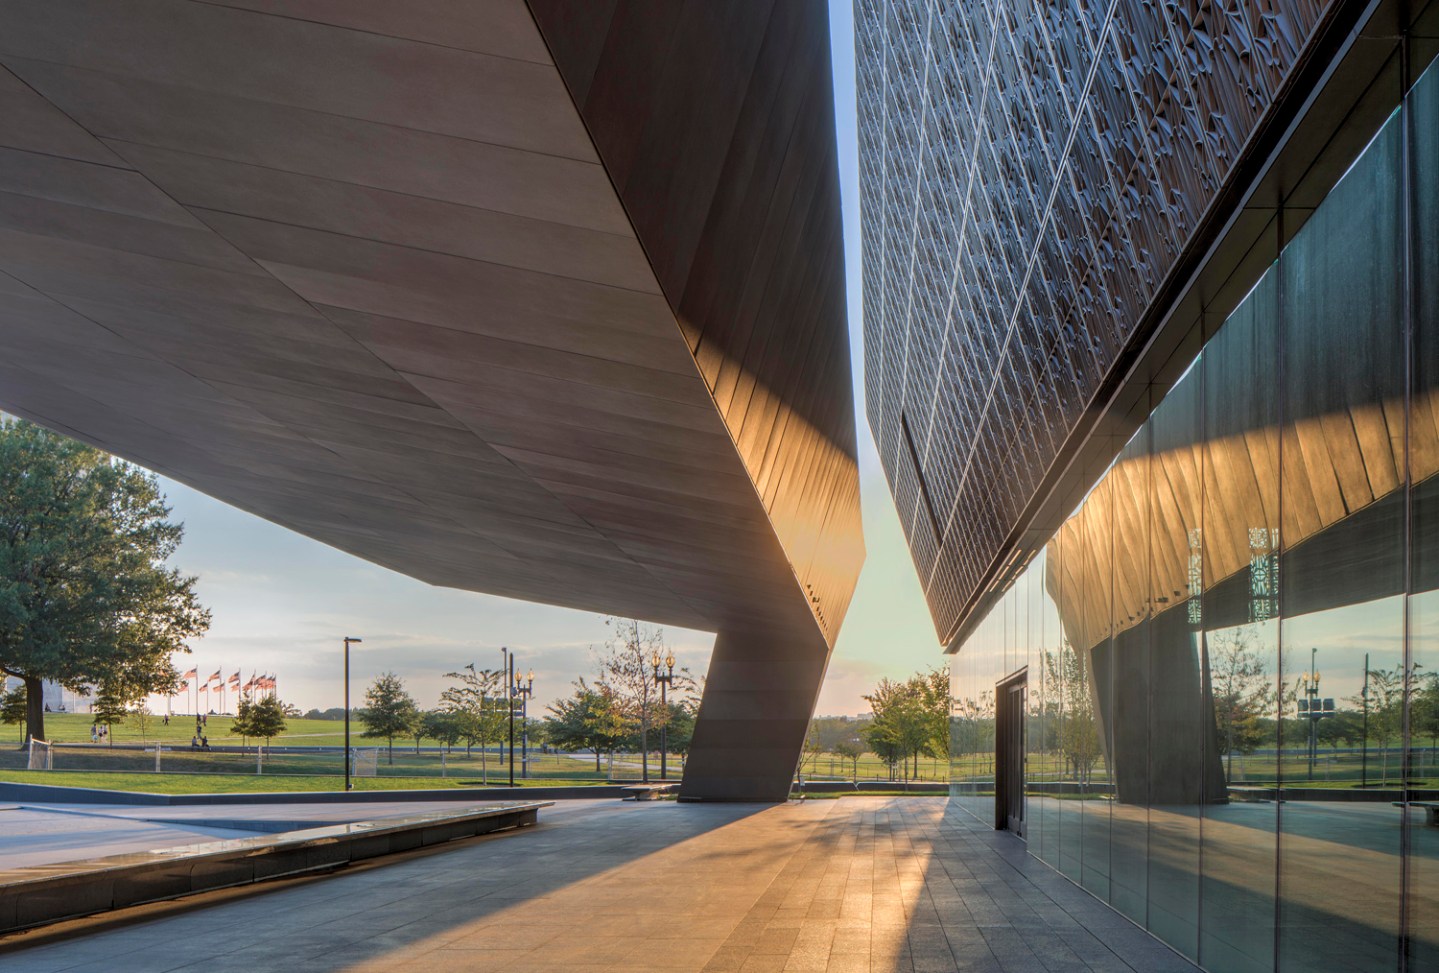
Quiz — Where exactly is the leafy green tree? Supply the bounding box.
[863,673,947,781]
[1350,664,1405,782]
[91,684,127,745]
[0,420,211,743]
[522,716,549,749]
[915,667,953,762]
[0,682,26,738]
[233,693,256,745]
[863,680,915,780]
[234,693,287,747]
[834,739,864,779]
[359,672,419,765]
[439,663,506,780]
[1209,627,1273,781]
[422,709,462,753]
[661,700,696,759]
[1043,645,1101,783]
[1316,708,1366,749]
[547,677,628,772]
[1414,670,1439,753]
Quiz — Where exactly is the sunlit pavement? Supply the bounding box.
[0,798,1197,973]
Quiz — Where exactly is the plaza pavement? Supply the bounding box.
[0,797,1198,973]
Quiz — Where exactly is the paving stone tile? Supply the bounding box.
[0,799,1206,973]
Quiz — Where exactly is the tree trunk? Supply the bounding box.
[388,738,394,765]
[595,749,601,772]
[641,719,649,783]
[24,676,43,744]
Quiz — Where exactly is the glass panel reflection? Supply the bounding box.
[1408,55,1439,973]
[1199,270,1280,973]
[1276,111,1404,973]
[945,48,1439,973]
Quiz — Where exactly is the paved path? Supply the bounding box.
[0,798,1197,973]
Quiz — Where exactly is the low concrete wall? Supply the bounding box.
[0,802,547,934]
[0,781,631,805]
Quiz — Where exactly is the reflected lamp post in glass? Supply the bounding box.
[652,650,675,781]
[1297,647,1321,780]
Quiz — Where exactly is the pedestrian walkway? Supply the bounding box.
[0,798,1197,973]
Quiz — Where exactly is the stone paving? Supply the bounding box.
[0,798,1198,973]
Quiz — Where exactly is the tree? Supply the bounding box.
[914,667,953,763]
[546,677,629,772]
[1209,627,1273,781]
[129,701,154,742]
[233,692,287,747]
[422,709,462,753]
[1414,670,1439,753]
[834,739,864,780]
[863,673,947,782]
[1042,645,1102,784]
[250,696,288,745]
[233,693,256,746]
[661,700,696,761]
[594,617,671,781]
[359,672,419,765]
[439,663,506,780]
[91,684,127,745]
[0,420,211,743]
[1350,664,1405,782]
[0,682,26,739]
[865,671,953,781]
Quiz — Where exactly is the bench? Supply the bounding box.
[621,783,678,801]
[1393,801,1439,826]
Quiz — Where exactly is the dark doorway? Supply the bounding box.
[994,669,1027,836]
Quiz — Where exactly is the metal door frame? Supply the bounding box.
[994,668,1027,836]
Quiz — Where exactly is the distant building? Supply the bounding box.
[1,676,88,715]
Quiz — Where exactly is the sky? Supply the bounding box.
[129,2,944,720]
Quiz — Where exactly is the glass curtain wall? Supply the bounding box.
[949,58,1439,973]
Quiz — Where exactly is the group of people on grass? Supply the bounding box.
[190,714,210,750]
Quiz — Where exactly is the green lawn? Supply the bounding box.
[2,712,414,748]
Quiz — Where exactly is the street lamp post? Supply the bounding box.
[652,650,675,782]
[514,669,534,779]
[343,637,362,792]
[501,646,515,788]
[1297,649,1322,779]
